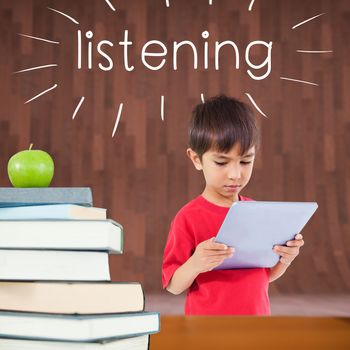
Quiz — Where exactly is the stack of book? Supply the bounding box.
[0,187,159,349]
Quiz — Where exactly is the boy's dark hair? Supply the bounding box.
[188,94,259,159]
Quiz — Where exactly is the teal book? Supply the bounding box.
[0,204,106,220]
[0,311,160,342]
[0,188,93,207]
[0,219,123,253]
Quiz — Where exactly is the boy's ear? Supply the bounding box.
[186,148,203,171]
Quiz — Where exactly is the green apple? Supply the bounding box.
[7,144,54,188]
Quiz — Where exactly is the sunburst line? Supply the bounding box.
[209,0,213,5]
[296,50,333,54]
[248,0,255,11]
[112,103,124,137]
[72,97,85,120]
[292,13,325,30]
[47,7,79,25]
[245,93,267,118]
[17,33,59,44]
[280,77,319,86]
[165,0,170,7]
[105,0,116,11]
[13,64,58,74]
[161,95,165,121]
[24,84,58,104]
[201,93,205,103]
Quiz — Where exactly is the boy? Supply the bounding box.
[162,95,304,315]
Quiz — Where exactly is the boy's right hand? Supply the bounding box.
[189,237,234,273]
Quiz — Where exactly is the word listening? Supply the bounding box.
[77,30,272,80]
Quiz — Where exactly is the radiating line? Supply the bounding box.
[24,84,58,104]
[47,7,79,25]
[201,93,205,103]
[161,95,165,121]
[165,0,170,7]
[297,50,333,54]
[292,13,325,30]
[248,0,255,11]
[72,97,85,120]
[280,77,319,86]
[105,0,116,11]
[13,64,58,74]
[17,33,59,44]
[112,103,124,137]
[209,0,213,5]
[245,93,267,118]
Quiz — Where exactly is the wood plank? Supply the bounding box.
[151,316,350,350]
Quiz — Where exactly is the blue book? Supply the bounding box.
[0,204,106,220]
[0,188,93,208]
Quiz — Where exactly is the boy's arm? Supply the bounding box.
[269,233,304,282]
[166,257,200,295]
[269,261,290,282]
[166,237,234,295]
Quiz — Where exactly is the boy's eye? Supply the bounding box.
[241,161,252,165]
[214,161,227,166]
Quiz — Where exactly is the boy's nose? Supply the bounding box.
[228,166,241,180]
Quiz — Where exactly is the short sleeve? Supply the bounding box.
[162,213,195,289]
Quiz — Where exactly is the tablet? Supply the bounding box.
[214,201,318,269]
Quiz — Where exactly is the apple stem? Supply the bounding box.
[29,143,33,150]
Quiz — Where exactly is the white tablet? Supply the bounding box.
[214,201,318,269]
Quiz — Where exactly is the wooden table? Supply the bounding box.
[151,316,350,350]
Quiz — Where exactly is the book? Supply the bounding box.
[0,282,144,314]
[0,311,160,342]
[0,188,93,208]
[0,219,123,253]
[0,250,110,281]
[214,201,318,269]
[0,204,106,220]
[0,335,150,349]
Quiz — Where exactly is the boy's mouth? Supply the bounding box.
[224,185,241,192]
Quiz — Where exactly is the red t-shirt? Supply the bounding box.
[162,195,271,315]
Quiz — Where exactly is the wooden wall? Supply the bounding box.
[0,0,349,293]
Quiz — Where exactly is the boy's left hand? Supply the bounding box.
[273,233,304,266]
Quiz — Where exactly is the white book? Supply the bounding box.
[0,250,110,281]
[0,312,160,342]
[0,219,123,253]
[0,282,144,314]
[0,335,149,350]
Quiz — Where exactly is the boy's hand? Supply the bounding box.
[189,237,234,274]
[273,233,305,266]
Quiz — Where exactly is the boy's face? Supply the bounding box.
[187,143,255,206]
